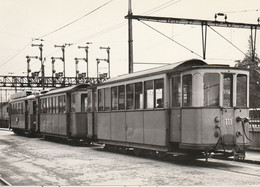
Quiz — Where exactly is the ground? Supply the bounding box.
[0,130,260,186]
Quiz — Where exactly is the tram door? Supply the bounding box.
[170,76,181,143]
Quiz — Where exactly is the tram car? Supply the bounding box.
[93,59,250,159]
[36,84,91,139]
[8,59,250,160]
[9,91,37,135]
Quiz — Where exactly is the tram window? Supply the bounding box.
[203,73,220,107]
[58,96,64,113]
[98,89,104,111]
[111,87,118,110]
[135,82,143,109]
[87,91,92,112]
[118,85,125,110]
[33,101,36,115]
[81,94,88,112]
[237,74,247,107]
[56,96,59,113]
[71,93,76,112]
[104,88,111,111]
[126,84,134,110]
[182,74,192,107]
[155,79,164,108]
[144,80,154,109]
[172,76,181,107]
[223,74,233,107]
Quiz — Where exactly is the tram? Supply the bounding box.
[9,91,37,135]
[8,59,250,159]
[37,84,90,139]
[94,59,250,159]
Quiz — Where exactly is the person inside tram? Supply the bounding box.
[156,98,163,108]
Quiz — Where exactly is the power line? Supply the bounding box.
[39,0,113,38]
[0,41,32,68]
[223,9,259,14]
[144,0,183,15]
[139,20,202,58]
[208,26,251,59]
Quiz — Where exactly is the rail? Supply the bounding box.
[0,175,11,186]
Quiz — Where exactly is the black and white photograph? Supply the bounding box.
[0,0,260,186]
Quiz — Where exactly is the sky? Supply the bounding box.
[0,0,260,80]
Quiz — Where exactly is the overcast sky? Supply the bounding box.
[0,0,259,78]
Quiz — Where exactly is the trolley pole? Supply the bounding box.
[78,42,92,78]
[31,43,44,90]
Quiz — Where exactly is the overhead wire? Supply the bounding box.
[143,0,183,15]
[139,20,202,58]
[0,41,32,68]
[38,0,113,39]
[208,26,251,59]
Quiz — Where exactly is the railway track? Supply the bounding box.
[0,175,11,186]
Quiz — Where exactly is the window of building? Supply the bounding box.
[155,79,164,108]
[172,76,181,107]
[98,89,104,111]
[104,88,111,111]
[223,74,233,107]
[144,80,154,109]
[204,73,220,107]
[126,84,134,110]
[135,82,143,109]
[182,74,192,107]
[237,74,247,107]
[111,87,118,110]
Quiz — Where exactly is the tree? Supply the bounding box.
[235,37,260,108]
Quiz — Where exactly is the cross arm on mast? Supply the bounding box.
[126,14,260,30]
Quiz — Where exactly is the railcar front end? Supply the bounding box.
[174,67,250,159]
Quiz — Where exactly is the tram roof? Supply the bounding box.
[9,94,36,103]
[104,59,208,84]
[38,84,90,97]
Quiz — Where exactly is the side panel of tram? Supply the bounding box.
[9,96,37,134]
[96,74,169,150]
[38,88,89,139]
[95,66,250,153]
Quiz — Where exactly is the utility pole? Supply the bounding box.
[74,58,80,84]
[78,42,92,78]
[31,43,44,90]
[96,46,110,79]
[26,55,38,87]
[54,43,72,86]
[100,47,110,78]
[51,56,62,87]
[128,0,133,73]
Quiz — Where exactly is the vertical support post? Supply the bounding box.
[26,56,31,86]
[96,59,100,79]
[51,57,55,87]
[75,58,79,84]
[32,44,44,89]
[62,46,65,86]
[250,26,257,64]
[85,47,89,78]
[201,23,207,60]
[128,0,133,73]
